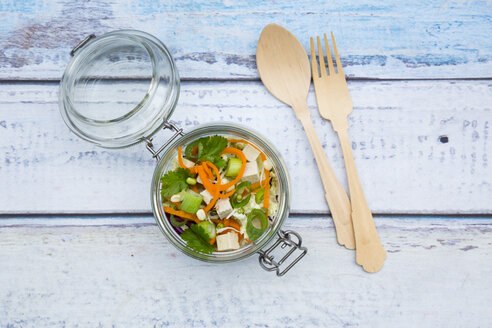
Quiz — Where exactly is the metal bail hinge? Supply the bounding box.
[70,34,96,57]
[258,230,307,277]
[143,121,184,160]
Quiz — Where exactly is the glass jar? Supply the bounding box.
[59,30,307,276]
[59,30,180,148]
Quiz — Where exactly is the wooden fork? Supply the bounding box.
[310,33,386,273]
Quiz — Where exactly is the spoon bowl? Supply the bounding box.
[256,24,311,109]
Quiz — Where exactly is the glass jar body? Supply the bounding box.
[150,123,291,263]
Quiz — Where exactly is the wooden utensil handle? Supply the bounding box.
[294,105,355,249]
[337,128,387,272]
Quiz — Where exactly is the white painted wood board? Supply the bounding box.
[0,216,490,327]
[1,0,491,80]
[0,80,490,214]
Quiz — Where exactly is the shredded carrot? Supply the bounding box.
[228,139,266,161]
[218,147,246,191]
[206,159,236,199]
[203,162,214,180]
[222,219,243,242]
[190,185,199,193]
[224,218,241,231]
[204,196,219,212]
[244,238,254,243]
[217,226,242,242]
[164,206,199,223]
[251,175,271,191]
[209,237,216,245]
[203,192,219,213]
[219,188,235,198]
[263,170,270,209]
[214,218,239,230]
[178,147,198,173]
[191,145,198,156]
[177,147,186,169]
[202,162,222,212]
[198,165,217,194]
[197,164,221,213]
[204,161,221,178]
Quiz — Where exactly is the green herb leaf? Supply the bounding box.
[213,158,227,169]
[160,167,193,200]
[184,140,200,160]
[197,136,228,163]
[181,225,215,254]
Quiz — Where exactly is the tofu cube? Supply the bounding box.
[181,158,196,168]
[215,198,233,219]
[221,177,234,192]
[200,189,214,205]
[216,232,240,251]
[242,144,260,162]
[241,161,260,184]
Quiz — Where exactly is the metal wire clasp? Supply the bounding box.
[258,230,307,277]
[143,121,184,160]
[70,34,96,57]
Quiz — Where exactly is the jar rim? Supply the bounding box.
[59,29,180,148]
[150,123,291,263]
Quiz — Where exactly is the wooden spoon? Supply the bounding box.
[256,24,355,250]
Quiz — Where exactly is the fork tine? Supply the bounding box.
[331,32,343,75]
[323,34,335,75]
[316,36,327,77]
[310,37,319,79]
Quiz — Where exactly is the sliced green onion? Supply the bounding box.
[231,181,251,208]
[226,157,243,177]
[196,221,216,242]
[255,188,265,204]
[180,190,203,214]
[246,209,269,241]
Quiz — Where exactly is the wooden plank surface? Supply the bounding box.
[1,0,491,80]
[0,80,490,214]
[0,216,490,327]
[2,1,491,326]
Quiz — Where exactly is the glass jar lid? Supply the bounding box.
[59,30,180,148]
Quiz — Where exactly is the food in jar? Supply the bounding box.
[160,135,279,254]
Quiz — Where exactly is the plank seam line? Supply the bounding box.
[0,77,492,84]
[0,213,491,219]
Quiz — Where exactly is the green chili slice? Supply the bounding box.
[231,181,252,208]
[246,209,268,241]
[255,188,265,204]
[170,214,188,227]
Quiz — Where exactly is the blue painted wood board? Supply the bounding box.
[0,0,491,79]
